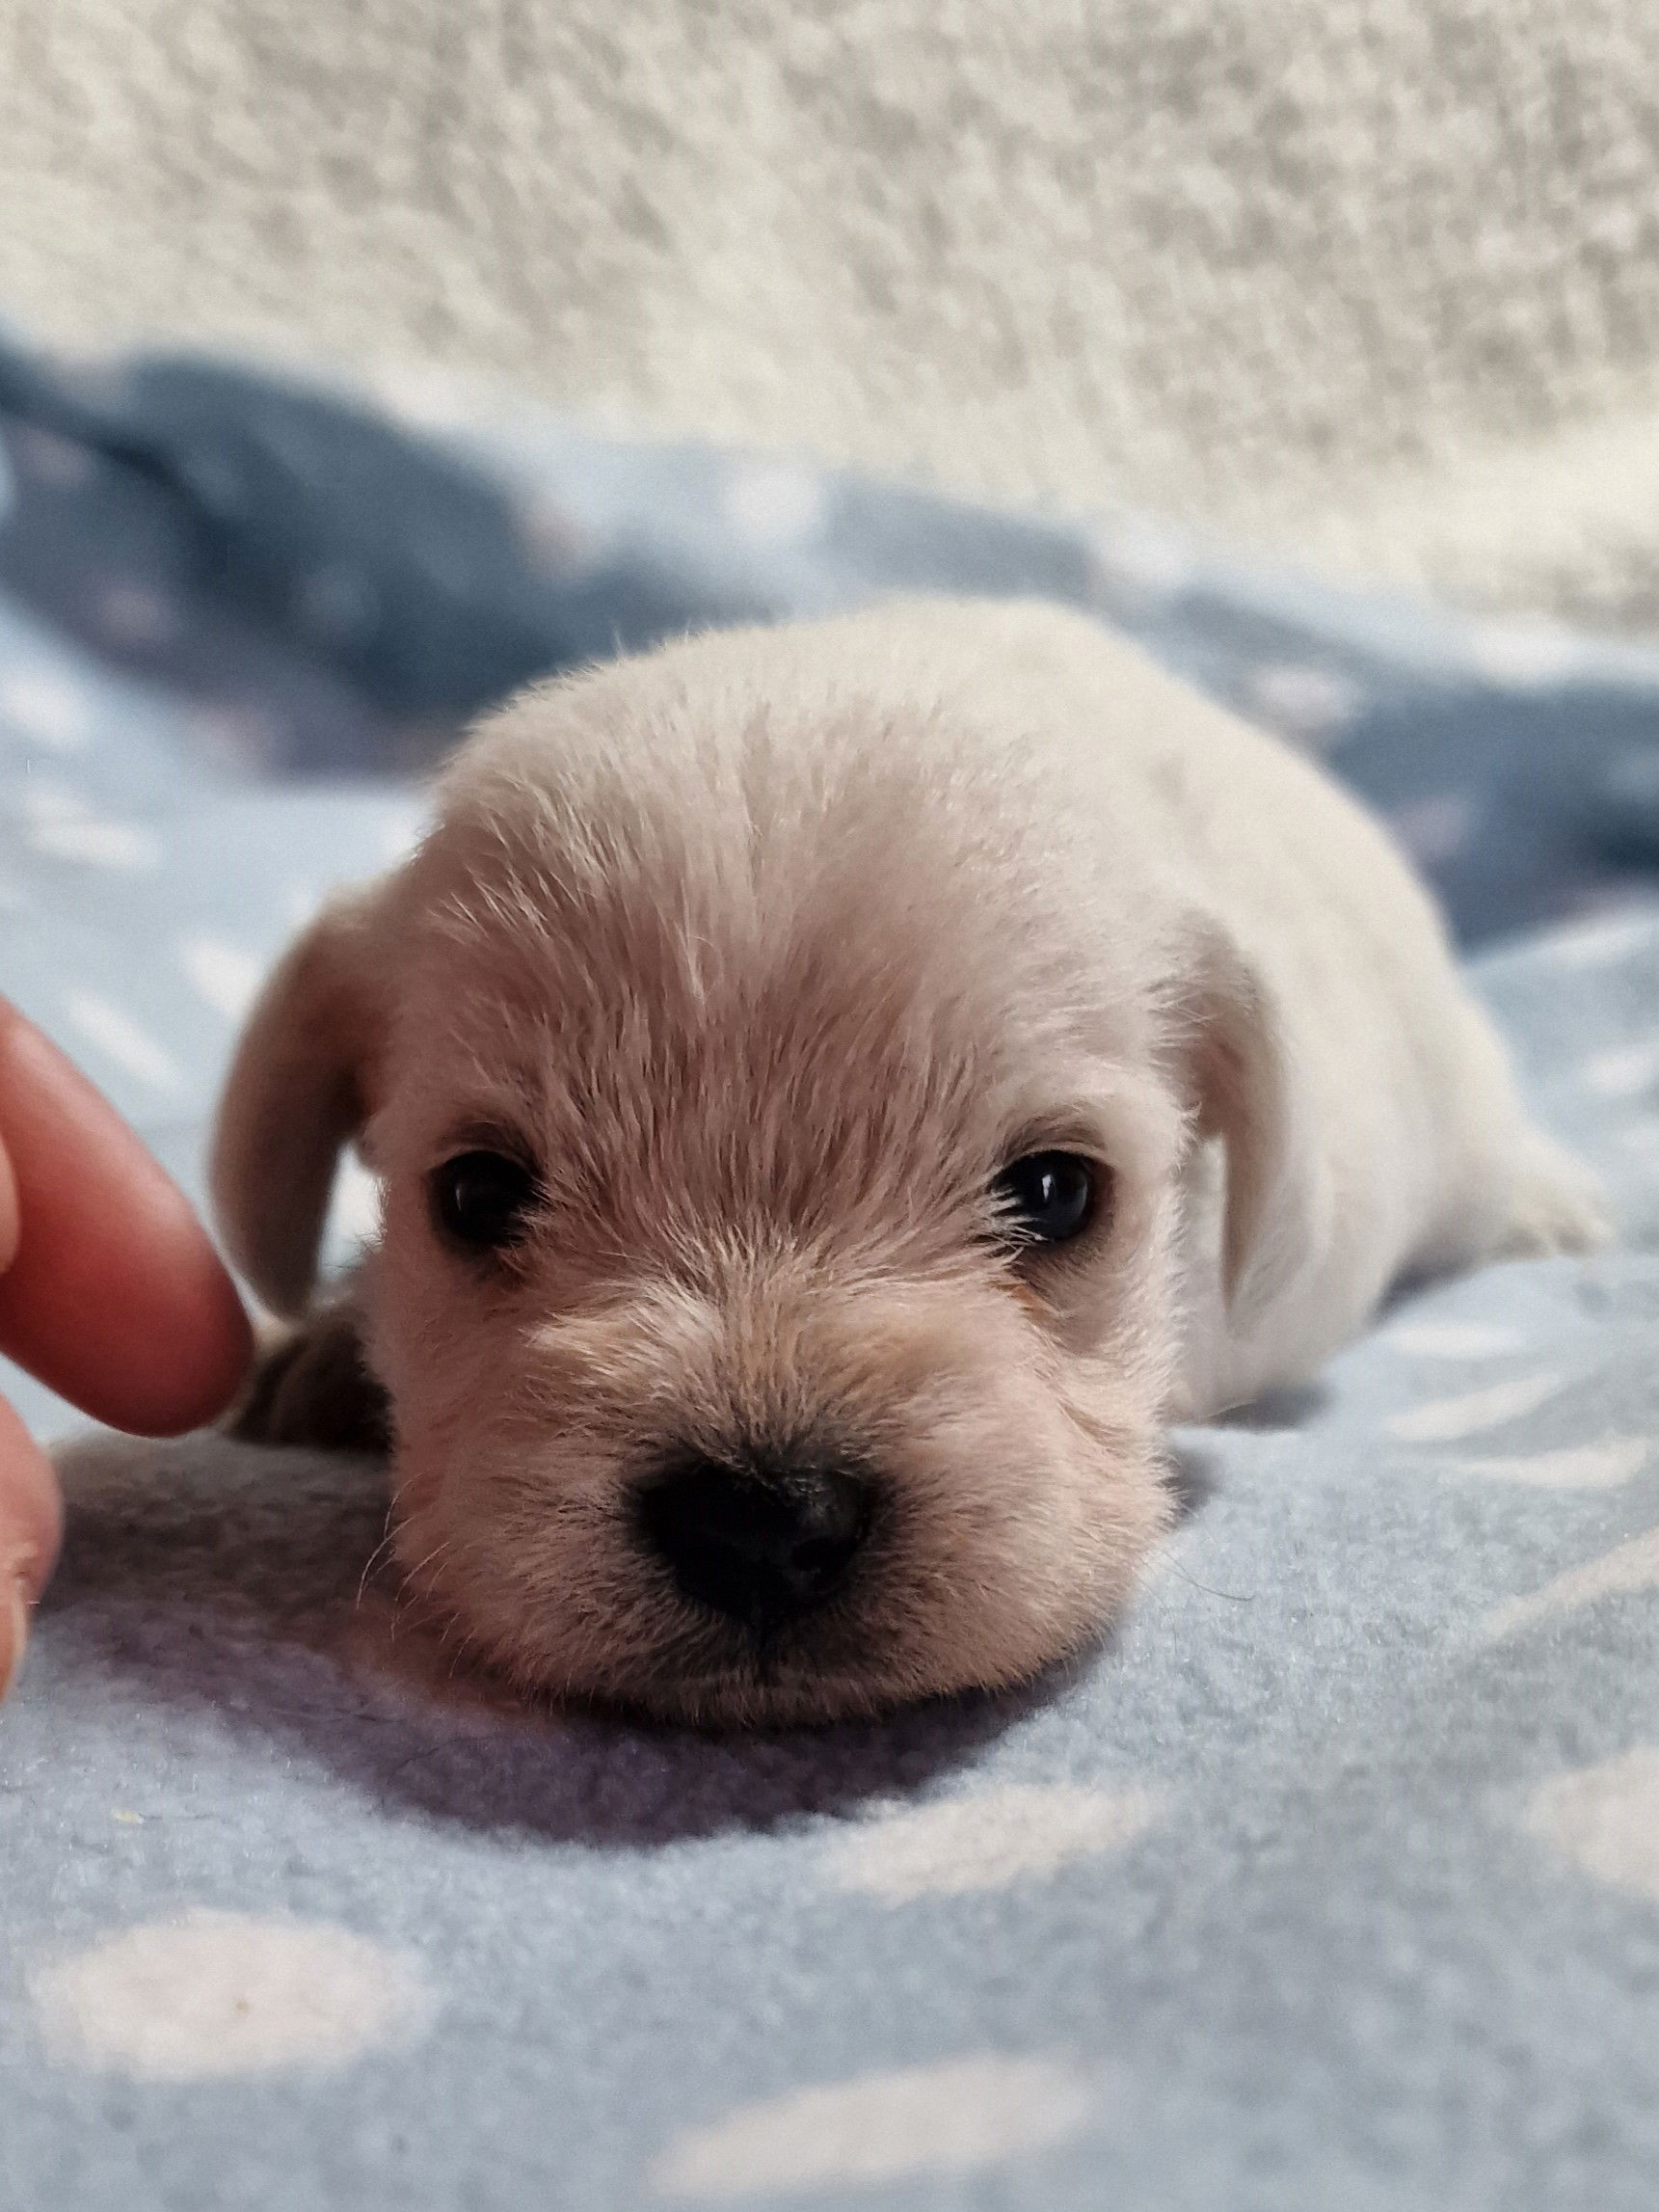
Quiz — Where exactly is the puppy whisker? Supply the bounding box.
[353,1511,400,1614]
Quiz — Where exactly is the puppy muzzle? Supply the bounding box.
[634,1456,875,1640]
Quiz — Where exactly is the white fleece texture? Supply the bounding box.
[6,0,1659,623]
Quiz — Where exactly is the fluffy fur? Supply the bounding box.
[212,598,1605,1725]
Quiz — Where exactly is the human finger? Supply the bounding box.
[0,1006,252,1433]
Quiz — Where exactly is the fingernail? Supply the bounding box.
[0,1582,26,1703]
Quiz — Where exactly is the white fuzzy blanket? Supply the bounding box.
[3,0,1659,622]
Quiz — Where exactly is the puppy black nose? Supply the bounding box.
[637,1459,872,1632]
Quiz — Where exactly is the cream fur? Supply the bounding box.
[211,598,1605,1725]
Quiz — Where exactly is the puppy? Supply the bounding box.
[212,597,1604,1725]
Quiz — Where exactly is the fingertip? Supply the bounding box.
[0,1136,17,1279]
[0,1008,254,1434]
[121,1270,256,1438]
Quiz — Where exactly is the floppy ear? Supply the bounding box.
[210,894,386,1320]
[1184,921,1330,1326]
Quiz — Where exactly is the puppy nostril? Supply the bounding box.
[636,1457,872,1633]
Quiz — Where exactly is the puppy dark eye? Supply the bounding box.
[432,1150,541,1250]
[991,1151,1098,1245]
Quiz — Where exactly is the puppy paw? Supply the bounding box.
[1493,1136,1613,1259]
[227,1303,391,1453]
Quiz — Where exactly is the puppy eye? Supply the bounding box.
[991,1150,1099,1246]
[432,1150,541,1251]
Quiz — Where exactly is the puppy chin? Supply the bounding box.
[390,1477,1165,1730]
[377,1279,1173,1729]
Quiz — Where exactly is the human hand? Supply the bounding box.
[0,1003,253,1701]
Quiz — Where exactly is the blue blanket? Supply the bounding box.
[3,335,1658,2212]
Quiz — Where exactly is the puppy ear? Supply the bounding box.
[1185,921,1329,1325]
[210,894,386,1320]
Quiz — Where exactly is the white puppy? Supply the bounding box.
[213,598,1604,1725]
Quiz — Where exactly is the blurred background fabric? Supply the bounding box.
[5,0,1659,631]
[11,331,1659,954]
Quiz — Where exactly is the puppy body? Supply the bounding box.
[214,599,1601,1722]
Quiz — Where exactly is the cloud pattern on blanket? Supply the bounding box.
[3,337,1659,2211]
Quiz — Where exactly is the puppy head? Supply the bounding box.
[213,644,1293,1724]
